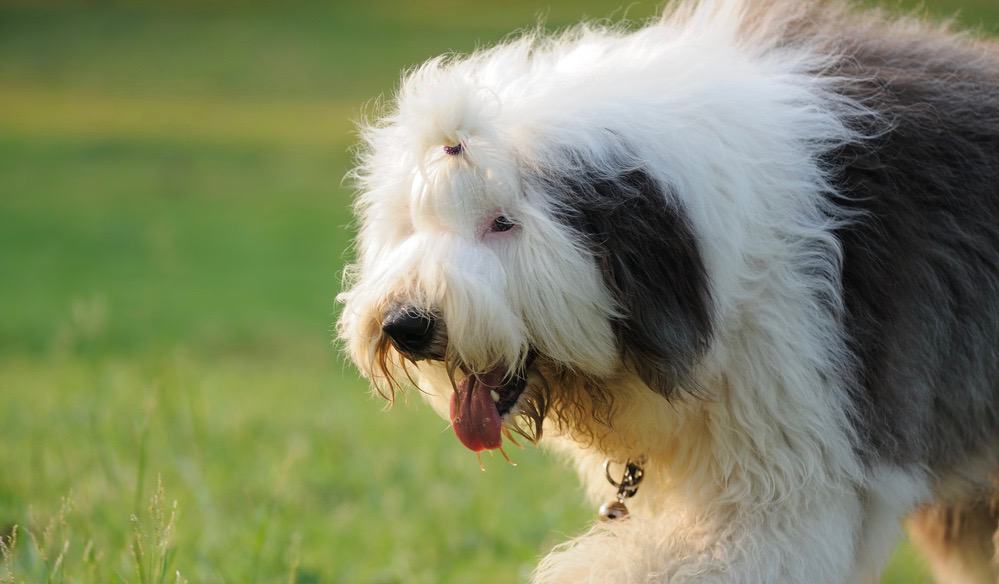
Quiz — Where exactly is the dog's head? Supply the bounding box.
[337,38,715,452]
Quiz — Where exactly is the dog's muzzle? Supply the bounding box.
[381,306,535,454]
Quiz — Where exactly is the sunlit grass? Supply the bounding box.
[0,352,592,582]
[0,84,355,148]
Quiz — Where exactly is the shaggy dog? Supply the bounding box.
[337,1,999,581]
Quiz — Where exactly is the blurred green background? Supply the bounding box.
[2,1,997,582]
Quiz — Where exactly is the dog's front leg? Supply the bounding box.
[533,487,865,584]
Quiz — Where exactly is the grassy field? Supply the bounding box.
[2,1,997,582]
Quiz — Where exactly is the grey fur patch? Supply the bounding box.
[819,22,999,475]
[530,157,713,398]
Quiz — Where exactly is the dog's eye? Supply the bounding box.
[490,215,516,233]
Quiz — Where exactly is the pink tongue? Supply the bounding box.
[449,367,506,452]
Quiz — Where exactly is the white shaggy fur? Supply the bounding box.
[335,1,989,581]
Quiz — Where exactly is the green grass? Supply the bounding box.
[1,0,995,581]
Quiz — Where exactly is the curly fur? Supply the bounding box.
[337,1,999,581]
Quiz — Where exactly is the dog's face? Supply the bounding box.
[337,54,713,453]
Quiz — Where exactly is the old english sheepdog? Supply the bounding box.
[337,1,999,581]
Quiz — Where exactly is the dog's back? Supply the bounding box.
[811,6,999,483]
[808,9,999,579]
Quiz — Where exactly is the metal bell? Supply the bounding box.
[599,457,646,520]
[598,500,629,521]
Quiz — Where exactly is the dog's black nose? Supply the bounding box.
[382,310,437,355]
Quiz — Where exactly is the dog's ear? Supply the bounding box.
[549,166,713,398]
